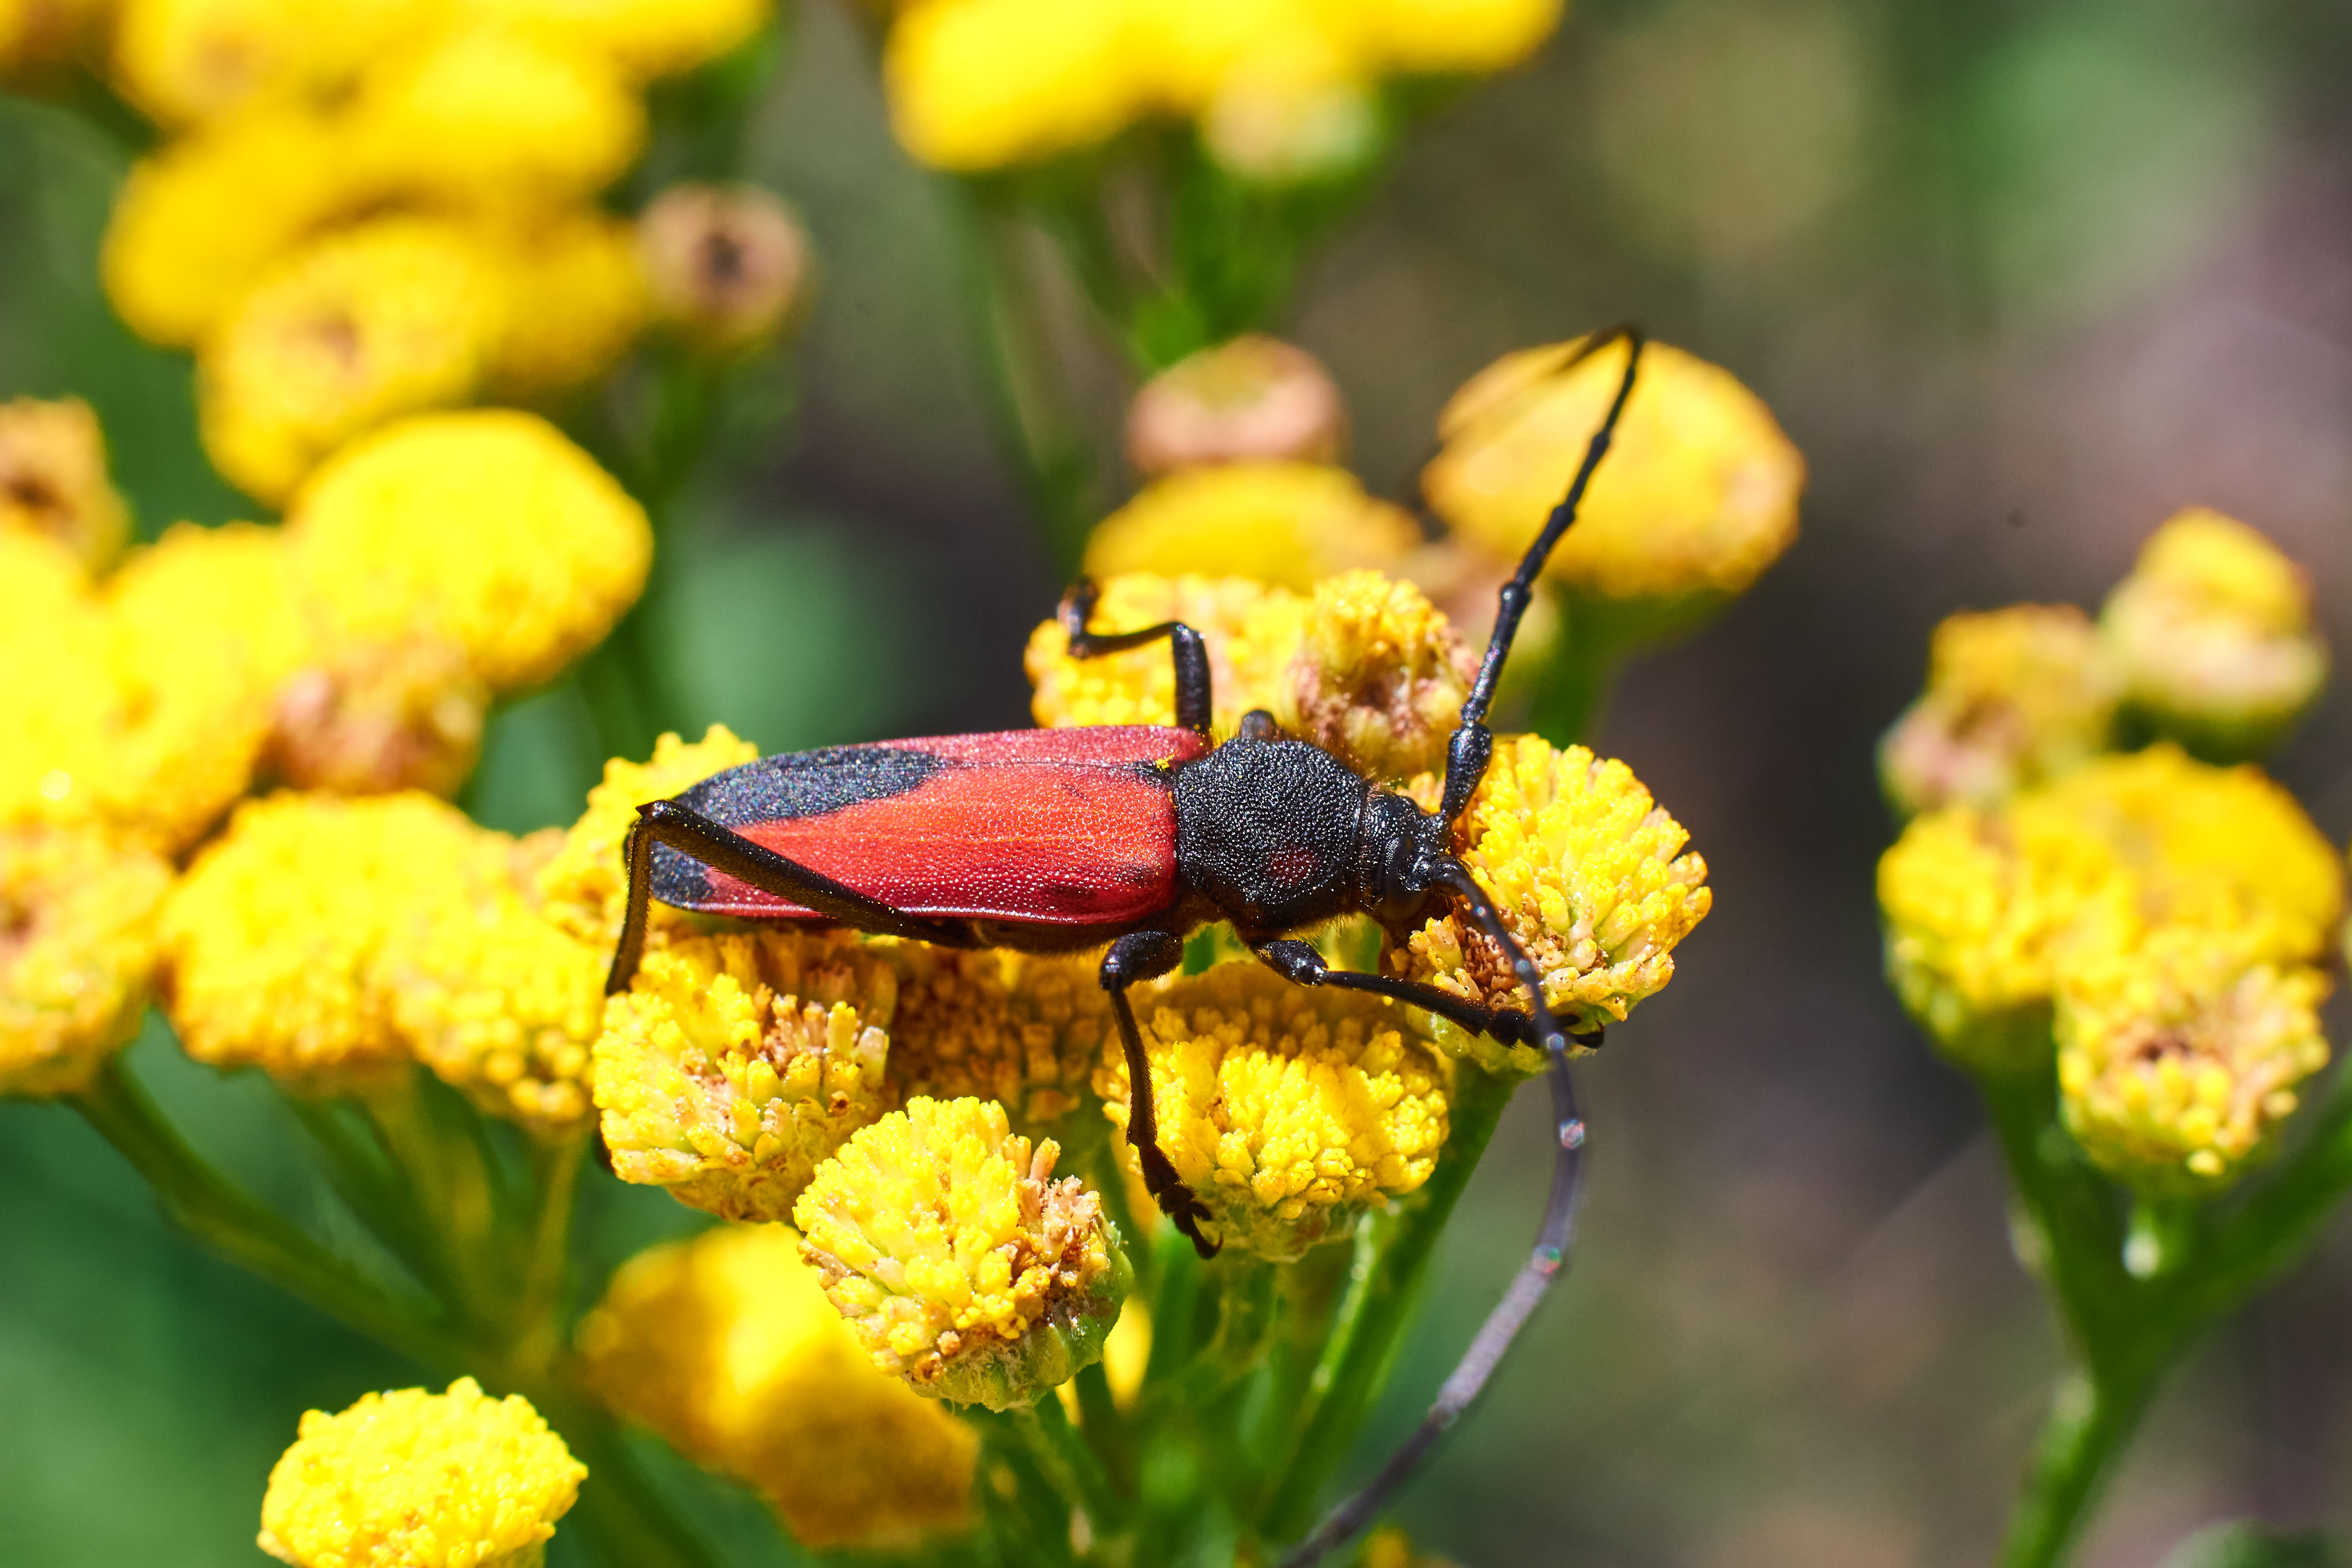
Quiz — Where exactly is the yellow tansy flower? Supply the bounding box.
[110,0,436,127]
[1878,604,2119,817]
[578,1223,977,1550]
[594,929,899,1221]
[257,1377,584,1568]
[1125,335,1346,476]
[1424,334,1803,634]
[477,0,771,82]
[2100,507,2327,761]
[794,1095,1131,1410]
[0,0,106,78]
[2056,924,2330,1195]
[884,0,1155,171]
[1095,964,1450,1260]
[0,531,118,837]
[0,396,130,570]
[288,409,653,693]
[0,826,174,1097]
[1026,572,1306,734]
[267,637,490,799]
[885,946,1112,1129]
[1083,462,1418,592]
[1396,735,1712,1073]
[198,217,505,505]
[537,725,761,945]
[489,212,652,395]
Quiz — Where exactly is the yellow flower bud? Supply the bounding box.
[884,0,1154,170]
[475,0,771,82]
[266,639,489,800]
[257,1377,584,1568]
[1083,462,1418,592]
[1286,570,1471,779]
[485,211,653,396]
[1878,604,2118,816]
[0,826,174,1097]
[1352,0,1563,74]
[0,397,130,571]
[638,183,813,356]
[1125,335,1347,476]
[1094,963,1450,1261]
[111,0,437,127]
[578,1223,977,1550]
[885,947,1113,1128]
[288,409,652,693]
[537,726,762,945]
[1424,334,1803,640]
[198,217,505,505]
[594,929,899,1221]
[2100,508,2327,761]
[2056,924,2329,1195]
[794,1095,1131,1409]
[0,532,119,837]
[1396,735,1711,1074]
[1199,65,1378,184]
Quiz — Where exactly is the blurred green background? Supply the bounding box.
[9,0,2352,1562]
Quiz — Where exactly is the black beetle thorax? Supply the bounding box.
[1173,737,1370,938]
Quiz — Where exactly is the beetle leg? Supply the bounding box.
[605,799,978,995]
[1058,578,1213,739]
[1100,928,1219,1258]
[1254,939,1544,1048]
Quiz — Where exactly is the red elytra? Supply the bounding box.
[669,725,1211,925]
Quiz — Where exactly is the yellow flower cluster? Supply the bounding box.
[0,0,104,79]
[98,0,774,501]
[794,1096,1131,1409]
[1026,569,1471,779]
[2100,507,2327,760]
[1083,462,1418,591]
[1879,604,2118,817]
[1095,964,1450,1260]
[161,792,605,1132]
[886,946,1113,1128]
[884,0,1563,178]
[0,396,129,569]
[257,1377,584,1568]
[1423,334,1804,639]
[1880,746,2341,1189]
[578,1222,977,1549]
[1396,735,1712,1074]
[0,825,174,1096]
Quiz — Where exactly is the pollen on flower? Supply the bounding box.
[0,397,130,570]
[1879,604,2118,816]
[0,826,174,1097]
[2100,507,2327,761]
[1397,735,1712,1074]
[2056,924,2331,1195]
[1026,572,1306,734]
[256,1377,584,1568]
[1094,964,1451,1261]
[288,409,653,694]
[595,929,899,1221]
[578,1223,977,1550]
[537,726,762,945]
[1286,571,1472,780]
[884,947,1113,1129]
[1082,462,1419,592]
[793,1095,1132,1410]
[1424,334,1803,627]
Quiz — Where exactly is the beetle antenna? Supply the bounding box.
[1276,860,1594,1568]
[1438,325,1646,824]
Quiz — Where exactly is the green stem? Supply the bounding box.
[68,1058,464,1371]
[510,1132,588,1370]
[529,1384,724,1568]
[1997,1364,2164,1568]
[1015,1394,1127,1533]
[1259,1066,1518,1539]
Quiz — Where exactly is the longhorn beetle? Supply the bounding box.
[605,329,1647,1558]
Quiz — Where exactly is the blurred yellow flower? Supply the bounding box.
[288,409,652,693]
[0,0,106,78]
[1125,335,1346,476]
[1878,604,2118,817]
[0,826,174,1097]
[266,638,489,799]
[2101,507,2327,761]
[595,929,899,1220]
[0,396,130,570]
[794,1095,1131,1409]
[478,0,771,82]
[111,0,436,126]
[1083,461,1418,591]
[257,1377,584,1568]
[885,0,1153,171]
[199,217,505,505]
[490,212,652,394]
[1398,735,1711,1073]
[885,946,1112,1128]
[1027,572,1306,734]
[0,531,119,837]
[538,725,762,945]
[578,1222,977,1550]
[1424,333,1803,631]
[1095,963,1450,1260]
[2057,924,2329,1195]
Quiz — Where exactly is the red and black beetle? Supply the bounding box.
[604,329,1648,1559]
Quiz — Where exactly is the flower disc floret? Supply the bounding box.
[595,930,899,1221]
[1095,964,1451,1260]
[1398,736,1712,1073]
[1284,570,1471,779]
[0,826,174,1097]
[1081,462,1417,591]
[257,1377,584,1568]
[1879,604,2118,816]
[578,1223,977,1550]
[289,409,652,693]
[885,947,1112,1128]
[793,1096,1130,1410]
[538,726,761,944]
